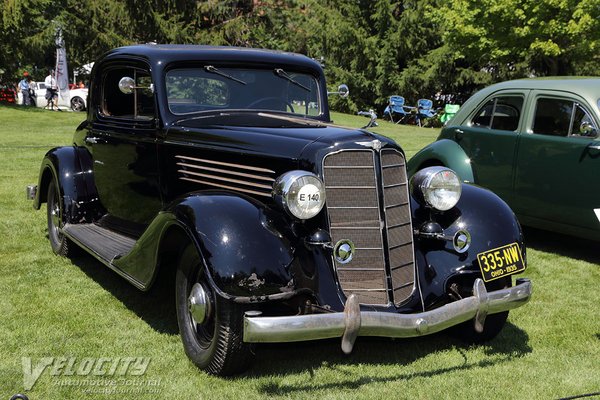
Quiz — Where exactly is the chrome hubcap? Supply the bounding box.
[188,283,210,325]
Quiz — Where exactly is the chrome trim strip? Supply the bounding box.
[180,177,271,198]
[387,222,411,229]
[389,242,412,250]
[382,163,405,168]
[393,281,414,290]
[243,279,532,344]
[326,186,377,189]
[176,162,276,182]
[176,155,276,174]
[178,169,273,190]
[383,182,408,188]
[336,268,385,271]
[391,262,413,269]
[385,202,410,209]
[323,165,373,169]
[327,206,379,209]
[330,226,380,230]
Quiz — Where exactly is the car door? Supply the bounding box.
[441,91,529,203]
[513,91,600,235]
[84,63,162,234]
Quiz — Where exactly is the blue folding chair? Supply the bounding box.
[383,95,409,124]
[416,98,436,127]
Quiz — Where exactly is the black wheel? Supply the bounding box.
[450,277,511,343]
[70,96,85,111]
[175,245,254,375]
[46,179,73,257]
[247,97,295,113]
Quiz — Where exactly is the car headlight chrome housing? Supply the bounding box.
[273,170,326,220]
[410,166,462,211]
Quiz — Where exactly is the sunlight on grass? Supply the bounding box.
[0,105,598,399]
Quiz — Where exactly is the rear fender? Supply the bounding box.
[407,139,474,182]
[34,146,100,223]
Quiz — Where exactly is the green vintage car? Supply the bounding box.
[408,77,600,241]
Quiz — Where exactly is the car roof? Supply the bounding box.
[453,77,600,123]
[99,44,323,72]
[481,77,600,94]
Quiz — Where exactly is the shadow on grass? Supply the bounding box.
[523,227,600,265]
[69,252,179,335]
[246,322,531,394]
[69,247,531,389]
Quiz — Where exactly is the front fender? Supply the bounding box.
[407,139,474,182]
[412,184,525,308]
[167,192,298,298]
[34,146,99,223]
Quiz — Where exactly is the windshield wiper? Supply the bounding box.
[274,68,310,92]
[204,65,246,85]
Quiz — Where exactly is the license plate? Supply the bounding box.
[476,242,525,282]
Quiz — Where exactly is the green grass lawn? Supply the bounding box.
[1,105,599,399]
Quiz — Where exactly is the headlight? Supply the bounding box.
[410,166,461,211]
[273,170,326,219]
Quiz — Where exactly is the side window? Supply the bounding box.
[471,96,523,131]
[532,98,598,137]
[101,67,155,120]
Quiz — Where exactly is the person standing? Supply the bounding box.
[44,70,59,110]
[18,72,32,106]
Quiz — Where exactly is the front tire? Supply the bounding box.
[451,277,511,343]
[175,245,254,375]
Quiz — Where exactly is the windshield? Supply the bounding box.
[166,67,322,117]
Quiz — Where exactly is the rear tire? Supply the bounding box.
[46,179,73,257]
[175,245,254,375]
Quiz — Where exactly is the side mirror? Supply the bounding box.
[579,121,598,137]
[118,77,135,94]
[118,76,154,95]
[328,84,349,98]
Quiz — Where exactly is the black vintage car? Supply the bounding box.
[28,45,531,376]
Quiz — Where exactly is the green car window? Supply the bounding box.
[533,98,598,137]
[471,96,523,131]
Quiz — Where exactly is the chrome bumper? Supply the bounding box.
[243,278,532,353]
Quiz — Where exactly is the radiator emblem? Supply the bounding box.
[355,139,382,151]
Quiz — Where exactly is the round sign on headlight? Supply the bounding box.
[410,166,462,211]
[273,171,326,220]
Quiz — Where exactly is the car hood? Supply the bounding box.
[169,115,389,161]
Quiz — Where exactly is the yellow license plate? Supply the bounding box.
[476,243,525,282]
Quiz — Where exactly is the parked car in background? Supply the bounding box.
[28,45,531,375]
[408,77,600,241]
[0,84,16,103]
[17,81,88,111]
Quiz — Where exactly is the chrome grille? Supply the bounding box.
[381,149,415,304]
[323,149,415,306]
[176,155,276,198]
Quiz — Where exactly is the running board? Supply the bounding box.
[62,223,136,263]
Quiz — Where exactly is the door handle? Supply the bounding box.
[455,129,464,140]
[85,137,100,144]
[588,143,600,150]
